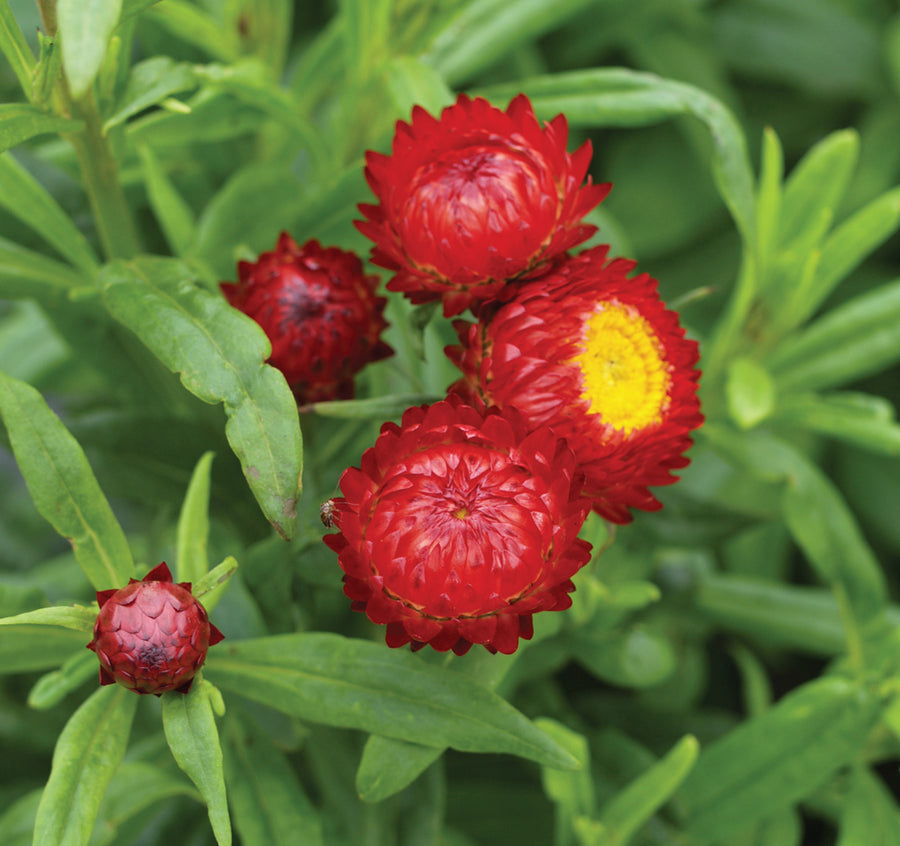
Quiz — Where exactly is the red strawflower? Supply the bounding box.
[448,246,703,524]
[221,233,393,405]
[356,93,610,317]
[324,397,593,655]
[86,562,224,696]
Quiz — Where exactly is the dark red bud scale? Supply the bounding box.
[86,562,224,696]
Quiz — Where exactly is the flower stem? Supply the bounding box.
[65,93,141,260]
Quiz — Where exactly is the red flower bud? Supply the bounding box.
[86,562,224,696]
[221,233,393,405]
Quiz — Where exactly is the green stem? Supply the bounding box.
[65,93,141,260]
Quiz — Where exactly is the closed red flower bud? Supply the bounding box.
[356,93,610,317]
[86,562,224,696]
[221,233,393,405]
[324,396,593,655]
[448,246,704,524]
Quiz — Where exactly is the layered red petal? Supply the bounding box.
[448,246,703,523]
[324,396,592,654]
[356,93,610,317]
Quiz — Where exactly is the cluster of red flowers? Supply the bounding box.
[223,94,703,657]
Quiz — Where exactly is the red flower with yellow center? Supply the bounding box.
[448,246,703,523]
[324,397,593,655]
[221,233,392,405]
[86,562,224,696]
[356,93,610,317]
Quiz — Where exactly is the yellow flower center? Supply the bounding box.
[575,302,670,434]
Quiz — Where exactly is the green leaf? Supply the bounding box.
[91,761,199,845]
[795,186,900,326]
[0,789,40,846]
[755,127,783,271]
[190,556,237,614]
[423,0,600,86]
[57,0,124,100]
[162,680,231,846]
[837,767,900,845]
[33,684,139,846]
[597,735,698,846]
[702,426,887,624]
[769,279,900,392]
[176,451,214,584]
[0,605,96,631]
[223,715,323,846]
[775,392,900,456]
[101,257,303,538]
[384,56,455,117]
[144,1,240,62]
[310,393,440,420]
[779,129,858,250]
[0,625,86,674]
[205,633,578,769]
[535,718,593,817]
[0,104,82,154]
[356,735,444,803]
[28,649,97,710]
[570,626,676,689]
[137,144,197,257]
[0,370,134,590]
[0,153,100,275]
[479,69,755,252]
[32,31,63,107]
[726,357,776,429]
[102,56,196,133]
[0,0,36,97]
[680,676,881,843]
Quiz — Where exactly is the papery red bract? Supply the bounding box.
[448,246,703,524]
[356,93,610,317]
[86,562,224,696]
[221,233,392,405]
[324,397,593,655]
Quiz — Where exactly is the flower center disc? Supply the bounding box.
[576,302,670,434]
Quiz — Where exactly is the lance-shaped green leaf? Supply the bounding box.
[0,1,35,97]
[0,624,86,674]
[775,392,900,456]
[702,426,887,625]
[101,258,302,538]
[28,649,97,710]
[778,129,858,249]
[33,684,139,846]
[536,718,593,820]
[596,735,698,846]
[726,357,776,429]
[385,56,455,117]
[57,0,123,100]
[102,56,197,133]
[837,767,900,845]
[793,186,900,328]
[223,715,323,846]
[0,237,85,304]
[311,393,440,420]
[191,557,237,614]
[176,451,214,584]
[0,605,96,631]
[769,279,900,392]
[0,104,82,154]
[356,735,444,803]
[0,154,99,274]
[478,68,755,252]
[162,680,231,846]
[91,762,199,846]
[32,31,63,107]
[680,676,881,843]
[0,788,40,846]
[0,371,134,589]
[205,633,577,769]
[137,144,197,257]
